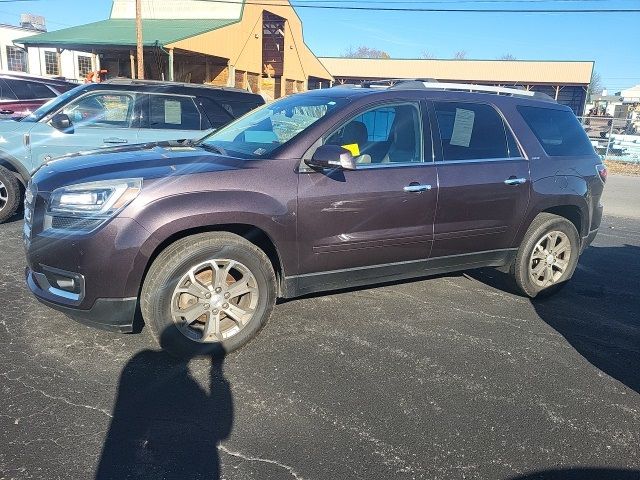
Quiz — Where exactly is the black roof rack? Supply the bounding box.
[103,78,251,93]
[361,78,439,88]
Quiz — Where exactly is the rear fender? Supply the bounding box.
[515,175,590,244]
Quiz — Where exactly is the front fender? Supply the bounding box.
[0,148,31,184]
[123,189,297,294]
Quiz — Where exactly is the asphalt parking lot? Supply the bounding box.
[1,175,639,480]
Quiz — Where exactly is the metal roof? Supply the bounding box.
[15,18,238,49]
[320,58,594,85]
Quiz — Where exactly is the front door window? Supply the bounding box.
[62,93,135,128]
[325,103,425,165]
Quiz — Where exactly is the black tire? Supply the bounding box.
[0,166,21,224]
[141,232,276,358]
[510,213,580,298]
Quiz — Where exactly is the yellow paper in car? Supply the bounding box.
[341,143,360,156]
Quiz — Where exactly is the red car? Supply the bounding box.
[0,73,77,119]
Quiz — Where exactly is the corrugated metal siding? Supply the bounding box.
[17,19,237,48]
[319,58,594,85]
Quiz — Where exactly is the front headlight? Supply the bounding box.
[46,178,142,231]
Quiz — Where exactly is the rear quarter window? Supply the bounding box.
[518,105,595,156]
[199,96,264,128]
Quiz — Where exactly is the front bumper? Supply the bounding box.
[581,227,599,253]
[27,268,136,332]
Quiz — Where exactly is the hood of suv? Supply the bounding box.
[31,141,250,192]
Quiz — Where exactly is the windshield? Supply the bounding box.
[199,94,348,158]
[21,84,88,122]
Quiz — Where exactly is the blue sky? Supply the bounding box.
[0,0,638,92]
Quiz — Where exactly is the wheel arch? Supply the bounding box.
[138,223,288,299]
[541,205,583,237]
[0,154,29,187]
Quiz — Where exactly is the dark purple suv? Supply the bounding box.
[24,81,606,356]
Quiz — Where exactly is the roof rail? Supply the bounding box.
[414,81,555,101]
[361,78,439,88]
[103,78,249,93]
[330,79,555,101]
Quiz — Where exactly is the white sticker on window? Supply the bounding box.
[450,108,475,147]
[164,100,182,125]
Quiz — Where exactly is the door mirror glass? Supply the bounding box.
[305,145,357,171]
[50,113,73,133]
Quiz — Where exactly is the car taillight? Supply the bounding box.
[596,164,607,183]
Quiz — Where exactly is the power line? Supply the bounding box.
[198,0,640,12]
[264,0,640,2]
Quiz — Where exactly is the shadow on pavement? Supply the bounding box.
[507,468,640,480]
[95,328,233,480]
[471,244,640,395]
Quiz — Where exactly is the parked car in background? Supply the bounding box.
[0,73,77,120]
[23,81,605,357]
[0,79,264,222]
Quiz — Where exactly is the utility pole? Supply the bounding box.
[135,0,144,79]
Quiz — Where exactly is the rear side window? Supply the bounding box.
[149,95,202,130]
[4,79,56,100]
[0,79,18,100]
[219,99,263,118]
[518,106,595,156]
[199,96,263,128]
[198,97,234,128]
[433,101,517,161]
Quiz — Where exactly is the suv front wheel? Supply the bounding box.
[141,232,276,358]
[510,213,580,298]
[0,166,21,223]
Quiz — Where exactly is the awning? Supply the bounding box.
[15,18,238,50]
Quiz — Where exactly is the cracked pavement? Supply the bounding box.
[0,175,639,479]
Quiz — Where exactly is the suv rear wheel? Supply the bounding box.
[510,213,580,298]
[0,166,21,223]
[141,232,276,358]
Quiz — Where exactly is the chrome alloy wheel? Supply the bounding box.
[0,180,7,211]
[171,259,259,342]
[529,231,572,287]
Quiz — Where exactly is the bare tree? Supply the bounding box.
[341,46,391,59]
[587,71,603,100]
[421,50,435,59]
[453,50,467,60]
[499,54,517,61]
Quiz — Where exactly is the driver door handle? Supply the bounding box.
[403,183,432,193]
[504,177,527,186]
[104,137,128,144]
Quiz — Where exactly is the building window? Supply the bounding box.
[6,46,27,72]
[44,51,59,76]
[77,55,92,77]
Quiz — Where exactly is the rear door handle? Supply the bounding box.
[104,137,128,144]
[403,183,432,193]
[504,177,527,186]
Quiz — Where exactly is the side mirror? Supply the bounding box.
[50,113,73,134]
[305,145,357,171]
